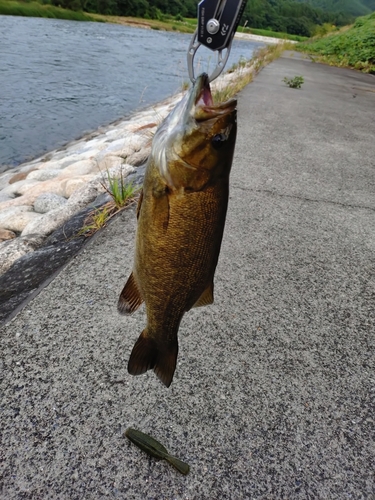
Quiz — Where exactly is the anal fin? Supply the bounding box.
[193,282,214,308]
[118,272,143,315]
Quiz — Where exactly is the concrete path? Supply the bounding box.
[1,54,374,499]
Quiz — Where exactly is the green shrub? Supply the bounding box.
[297,13,375,73]
[283,75,304,88]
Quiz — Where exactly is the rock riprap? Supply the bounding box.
[0,93,183,275]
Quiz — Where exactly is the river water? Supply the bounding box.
[0,15,264,170]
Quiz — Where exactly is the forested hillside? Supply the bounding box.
[298,12,375,72]
[295,0,375,17]
[241,0,354,37]
[23,0,373,37]
[66,0,197,18]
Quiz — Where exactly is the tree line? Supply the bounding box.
[242,0,354,37]
[51,0,359,37]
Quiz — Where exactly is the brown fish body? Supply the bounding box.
[119,73,237,387]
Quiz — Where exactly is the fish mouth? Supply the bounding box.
[193,73,237,121]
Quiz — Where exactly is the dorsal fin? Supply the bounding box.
[118,272,143,314]
[193,282,214,308]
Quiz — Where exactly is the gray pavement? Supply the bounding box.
[1,54,375,499]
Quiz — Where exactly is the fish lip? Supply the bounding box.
[193,73,213,107]
[192,73,237,120]
[195,99,237,121]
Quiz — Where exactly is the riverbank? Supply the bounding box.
[0,43,287,324]
[0,0,95,21]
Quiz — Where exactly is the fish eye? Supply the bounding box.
[211,133,226,149]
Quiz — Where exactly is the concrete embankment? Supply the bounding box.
[1,53,375,498]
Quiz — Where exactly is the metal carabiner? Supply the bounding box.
[187,0,248,83]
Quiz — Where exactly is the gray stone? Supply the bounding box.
[67,179,105,208]
[27,169,61,181]
[37,159,66,171]
[0,193,14,203]
[59,152,95,169]
[63,175,97,198]
[1,179,40,197]
[34,193,68,214]
[0,228,16,242]
[17,178,67,199]
[18,159,42,171]
[0,206,32,227]
[126,148,150,167]
[12,213,42,233]
[0,234,45,275]
[21,204,82,238]
[59,159,99,177]
[96,155,124,171]
[21,164,134,238]
[95,145,133,163]
[0,172,13,190]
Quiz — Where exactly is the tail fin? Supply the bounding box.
[165,454,190,475]
[128,329,178,388]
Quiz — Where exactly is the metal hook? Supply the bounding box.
[187,0,248,83]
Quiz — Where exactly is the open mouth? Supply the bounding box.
[194,73,237,121]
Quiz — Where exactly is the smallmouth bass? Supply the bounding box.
[125,427,190,475]
[118,73,237,387]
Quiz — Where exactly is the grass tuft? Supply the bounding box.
[78,169,139,237]
[283,76,304,88]
[104,170,138,210]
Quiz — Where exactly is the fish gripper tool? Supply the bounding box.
[187,0,248,83]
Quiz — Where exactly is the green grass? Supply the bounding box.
[104,170,139,210]
[0,0,94,20]
[283,75,304,88]
[238,26,309,42]
[78,206,113,236]
[297,12,375,73]
[79,172,139,237]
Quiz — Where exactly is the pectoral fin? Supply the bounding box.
[136,189,143,219]
[118,272,144,314]
[193,282,214,308]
